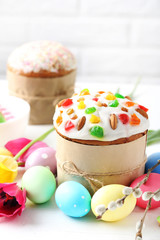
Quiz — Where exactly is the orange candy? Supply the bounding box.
[56,116,63,126]
[130,113,140,125]
[125,101,135,107]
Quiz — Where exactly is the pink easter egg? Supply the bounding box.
[130,173,160,209]
[25,147,57,174]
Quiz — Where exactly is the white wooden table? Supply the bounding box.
[0,80,159,240]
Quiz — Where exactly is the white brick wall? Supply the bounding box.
[0,0,160,84]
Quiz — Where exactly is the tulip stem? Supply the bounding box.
[14,127,55,162]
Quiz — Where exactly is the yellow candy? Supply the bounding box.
[0,155,18,183]
[91,184,136,222]
[105,94,116,101]
[78,101,86,109]
[0,147,13,157]
[90,114,100,123]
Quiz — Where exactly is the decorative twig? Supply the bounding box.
[129,77,141,100]
[135,188,160,240]
[96,160,160,220]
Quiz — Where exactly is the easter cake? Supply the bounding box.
[54,89,149,193]
[7,41,76,124]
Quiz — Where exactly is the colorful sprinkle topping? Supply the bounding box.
[119,114,129,125]
[61,99,73,107]
[115,93,125,99]
[130,114,140,125]
[138,104,149,112]
[56,116,63,126]
[85,107,96,114]
[92,97,98,102]
[106,93,116,100]
[65,121,75,131]
[125,101,135,107]
[108,99,119,108]
[90,126,104,138]
[78,101,86,109]
[54,89,149,142]
[90,114,100,123]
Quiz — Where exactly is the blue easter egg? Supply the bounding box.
[55,181,91,217]
[145,152,160,174]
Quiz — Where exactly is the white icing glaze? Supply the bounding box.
[53,90,149,141]
[8,41,76,73]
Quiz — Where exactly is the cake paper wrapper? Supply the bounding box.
[7,70,76,124]
[56,132,147,194]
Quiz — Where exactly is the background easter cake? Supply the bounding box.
[7,41,76,124]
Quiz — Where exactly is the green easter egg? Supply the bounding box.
[21,166,56,204]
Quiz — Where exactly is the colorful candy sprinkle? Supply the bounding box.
[92,97,98,102]
[80,89,90,96]
[90,126,104,138]
[108,99,119,108]
[65,121,75,131]
[66,108,74,115]
[61,99,73,107]
[130,114,140,126]
[138,104,148,112]
[71,114,78,120]
[106,94,116,101]
[119,114,129,124]
[115,93,125,99]
[78,101,86,109]
[98,91,105,94]
[125,101,135,107]
[90,114,100,123]
[77,97,85,102]
[56,116,63,126]
[85,107,96,114]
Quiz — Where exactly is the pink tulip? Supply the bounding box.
[5,138,48,165]
[0,183,26,217]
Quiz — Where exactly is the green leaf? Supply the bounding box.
[147,129,160,146]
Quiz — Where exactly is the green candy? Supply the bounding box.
[81,88,89,93]
[0,112,6,123]
[85,107,96,114]
[90,126,104,138]
[115,93,125,99]
[157,216,160,223]
[108,99,119,107]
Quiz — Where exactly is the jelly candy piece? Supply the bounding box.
[71,114,78,120]
[130,113,140,125]
[56,116,63,126]
[78,101,86,109]
[98,91,105,94]
[115,93,125,99]
[108,99,119,107]
[61,98,73,107]
[65,120,75,131]
[77,97,85,102]
[125,101,135,107]
[119,114,129,124]
[138,104,148,112]
[66,108,74,115]
[90,126,104,138]
[90,114,100,123]
[92,97,98,102]
[80,89,90,96]
[85,107,96,114]
[0,112,6,123]
[106,94,116,100]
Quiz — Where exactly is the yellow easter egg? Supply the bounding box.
[91,184,136,222]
